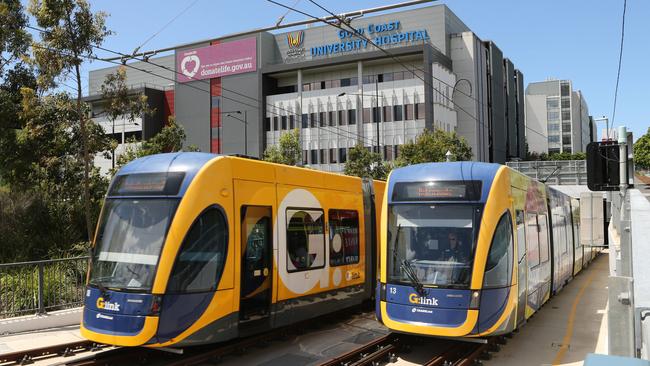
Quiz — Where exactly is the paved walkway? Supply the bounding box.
[486,252,609,366]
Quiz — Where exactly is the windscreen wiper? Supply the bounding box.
[391,224,426,296]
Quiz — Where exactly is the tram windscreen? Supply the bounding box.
[89,199,178,291]
[387,205,476,288]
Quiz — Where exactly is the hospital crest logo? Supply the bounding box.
[286,31,306,59]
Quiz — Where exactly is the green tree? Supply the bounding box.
[263,129,301,166]
[114,116,198,170]
[0,0,31,74]
[344,144,389,180]
[100,66,151,170]
[396,128,472,167]
[29,0,111,240]
[634,127,650,170]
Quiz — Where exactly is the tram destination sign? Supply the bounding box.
[392,181,482,201]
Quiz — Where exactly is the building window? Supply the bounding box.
[319,112,326,127]
[302,114,309,128]
[384,145,394,160]
[264,117,271,132]
[562,110,571,121]
[302,150,308,165]
[302,83,311,91]
[562,123,571,133]
[548,135,560,143]
[564,147,572,153]
[548,123,560,131]
[372,107,381,123]
[393,105,403,121]
[328,111,335,126]
[562,136,572,145]
[310,113,317,128]
[338,110,346,126]
[547,111,560,121]
[273,117,279,131]
[281,116,287,130]
[320,149,326,164]
[329,210,360,266]
[405,104,414,120]
[561,97,571,109]
[416,103,425,119]
[340,77,358,87]
[329,148,337,163]
[339,148,347,163]
[393,71,404,81]
[289,115,295,129]
[383,106,393,122]
[560,82,570,96]
[330,79,341,88]
[286,209,325,272]
[394,145,400,159]
[382,72,393,82]
[348,109,356,125]
[546,98,559,109]
[363,108,371,124]
[311,149,318,164]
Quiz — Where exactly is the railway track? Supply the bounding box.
[317,333,503,366]
[0,340,108,365]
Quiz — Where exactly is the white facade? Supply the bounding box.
[525,79,592,155]
[265,60,457,172]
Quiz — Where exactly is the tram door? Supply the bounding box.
[239,205,273,324]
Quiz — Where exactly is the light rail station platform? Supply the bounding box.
[486,251,609,366]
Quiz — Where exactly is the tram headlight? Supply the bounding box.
[469,290,481,309]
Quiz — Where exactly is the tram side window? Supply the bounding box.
[515,210,526,264]
[329,210,360,266]
[286,209,325,272]
[167,206,228,293]
[483,212,514,287]
[538,214,549,263]
[526,213,540,268]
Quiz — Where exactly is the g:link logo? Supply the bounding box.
[96,297,121,312]
[409,293,439,306]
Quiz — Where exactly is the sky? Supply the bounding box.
[71,0,649,141]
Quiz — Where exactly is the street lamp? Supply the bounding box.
[338,82,380,155]
[224,110,248,155]
[452,78,473,98]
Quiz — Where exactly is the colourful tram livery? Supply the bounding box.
[81,153,384,347]
[376,162,598,338]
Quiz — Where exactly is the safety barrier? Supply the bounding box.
[0,257,89,318]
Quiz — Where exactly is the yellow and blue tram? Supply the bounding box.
[376,162,599,338]
[81,153,385,347]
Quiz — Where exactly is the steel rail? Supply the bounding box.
[0,340,105,365]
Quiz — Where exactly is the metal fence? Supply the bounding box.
[506,160,587,185]
[0,257,89,319]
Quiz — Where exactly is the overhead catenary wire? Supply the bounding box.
[28,42,377,148]
[305,0,552,143]
[268,0,479,122]
[131,0,201,56]
[610,0,626,131]
[24,22,376,145]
